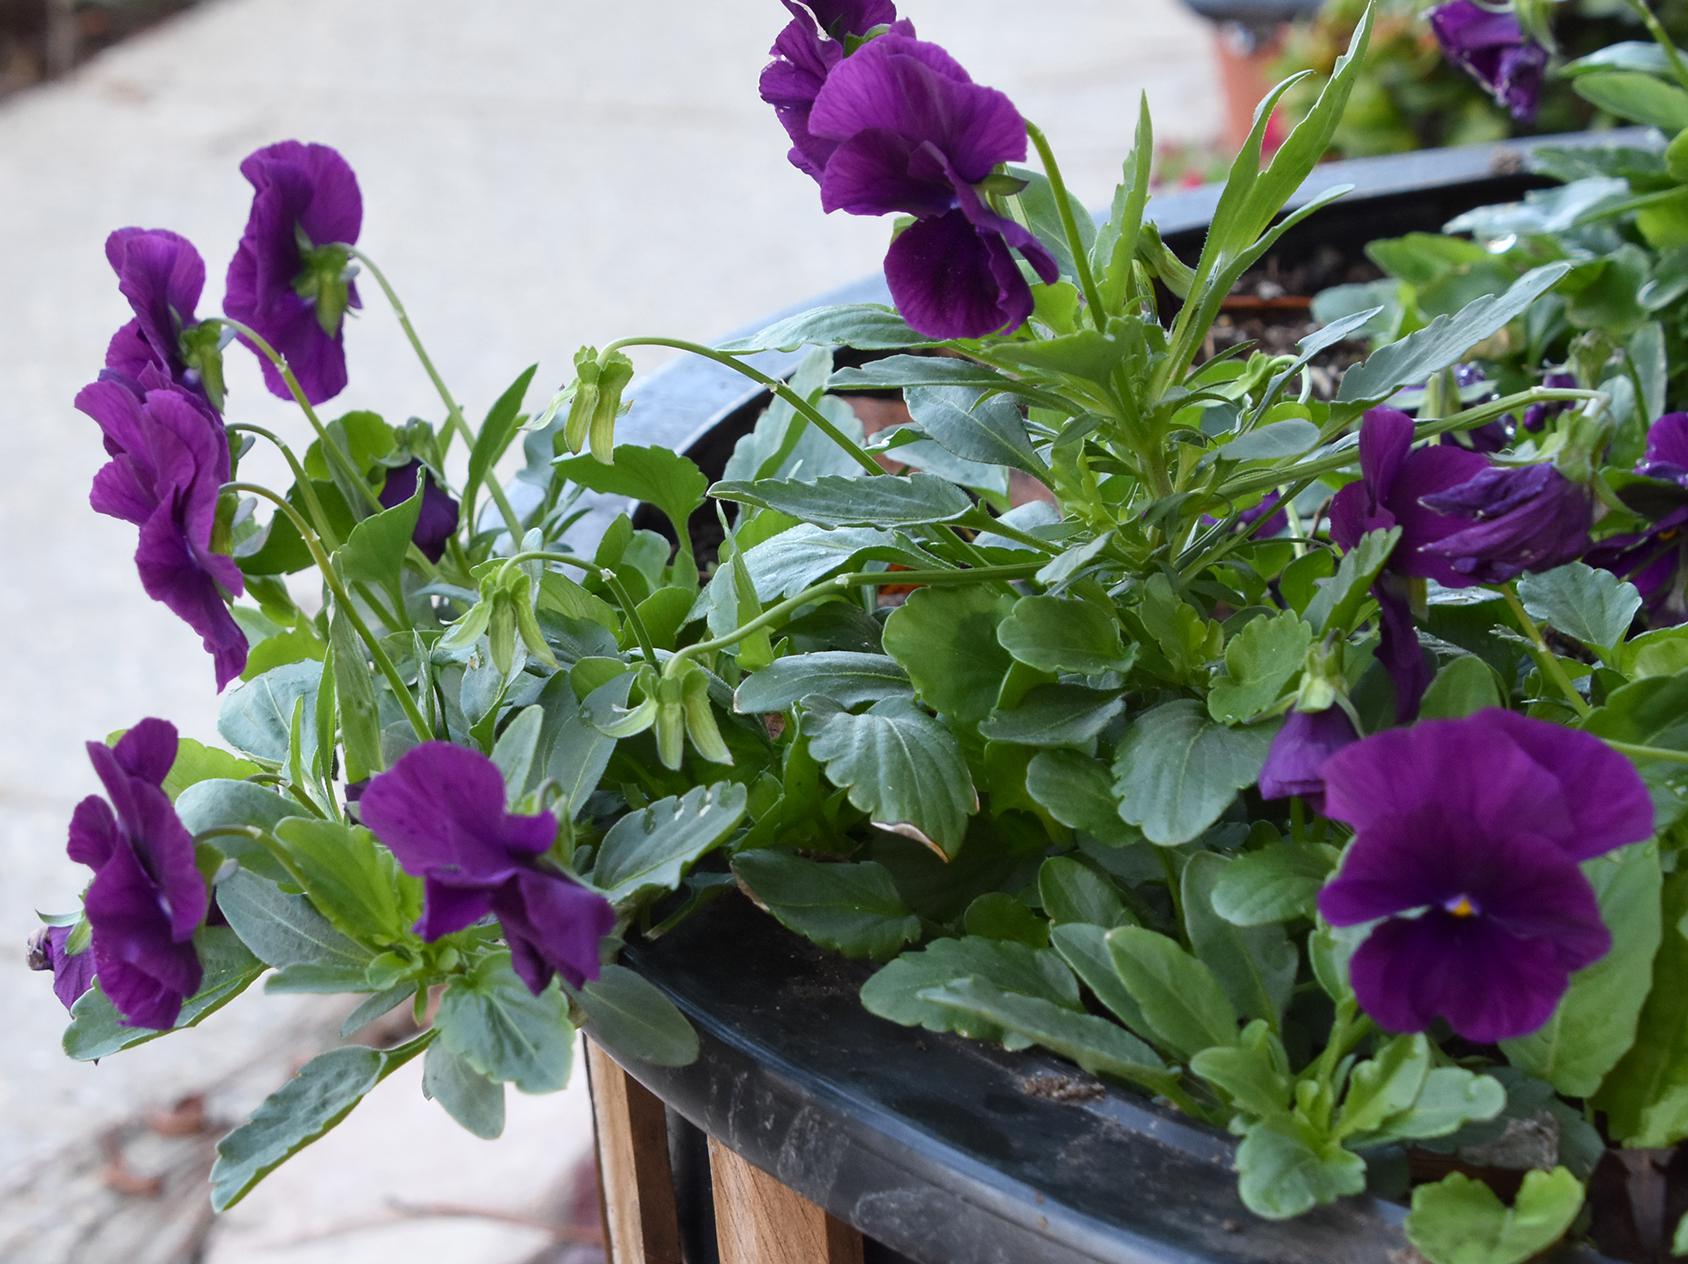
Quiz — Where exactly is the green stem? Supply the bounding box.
[967,513,1060,556]
[1604,738,1688,766]
[495,549,598,585]
[342,246,526,542]
[1625,0,1688,91]
[228,423,342,551]
[671,562,1039,671]
[1502,586,1592,718]
[605,336,881,476]
[1024,121,1106,331]
[229,482,435,743]
[600,568,659,667]
[217,318,384,515]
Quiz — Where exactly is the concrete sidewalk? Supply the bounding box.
[0,0,1219,1257]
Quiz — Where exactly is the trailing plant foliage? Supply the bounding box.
[31,2,1688,1258]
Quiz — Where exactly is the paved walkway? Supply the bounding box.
[0,0,1218,1257]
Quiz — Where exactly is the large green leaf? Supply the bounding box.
[272,817,421,949]
[216,869,374,972]
[979,684,1125,748]
[997,594,1135,675]
[1050,923,1149,1034]
[218,660,323,764]
[533,670,629,814]
[1181,853,1296,1028]
[1236,1117,1366,1220]
[422,1040,506,1140]
[571,964,699,1068]
[335,488,423,612]
[1573,71,1688,130]
[902,385,1048,478]
[712,472,973,529]
[733,851,920,961]
[881,586,1016,724]
[1111,700,1275,845]
[1105,925,1238,1059]
[1594,871,1688,1145]
[1405,1168,1584,1264]
[1025,749,1135,846]
[1209,841,1336,926]
[434,953,575,1093]
[554,445,708,548]
[591,782,749,905]
[806,697,976,859]
[1207,611,1311,724]
[718,304,939,353]
[734,651,910,713]
[1517,562,1641,656]
[1583,673,1688,828]
[860,935,1079,1046]
[1038,857,1130,929]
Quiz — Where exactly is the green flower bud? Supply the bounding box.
[563,346,635,465]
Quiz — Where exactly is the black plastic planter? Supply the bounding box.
[571,133,1645,1264]
[1177,0,1321,29]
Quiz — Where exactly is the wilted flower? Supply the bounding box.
[1258,706,1358,813]
[379,459,460,564]
[805,34,1058,338]
[67,719,208,1030]
[760,0,905,180]
[1429,0,1548,123]
[1318,710,1652,1042]
[1423,463,1595,584]
[103,228,227,409]
[27,925,97,1013]
[78,380,248,689]
[225,141,362,405]
[1589,412,1688,624]
[359,743,617,995]
[1329,408,1486,719]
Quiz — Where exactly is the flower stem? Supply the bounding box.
[1601,738,1688,765]
[1502,585,1592,718]
[604,336,881,476]
[217,317,385,515]
[343,246,525,541]
[1024,121,1106,331]
[228,423,342,552]
[600,568,659,667]
[1624,0,1688,92]
[229,482,435,744]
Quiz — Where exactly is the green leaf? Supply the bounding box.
[1190,1024,1291,1118]
[328,608,382,783]
[1304,528,1400,633]
[216,869,374,971]
[554,445,708,550]
[272,817,421,949]
[712,472,973,529]
[963,892,1047,946]
[980,683,1124,749]
[733,851,920,961]
[1105,925,1238,1059]
[1619,626,1688,680]
[806,696,976,858]
[1420,656,1503,720]
[175,778,298,879]
[1594,870,1688,1145]
[211,1045,394,1210]
[161,739,261,800]
[1207,611,1311,724]
[435,953,575,1093]
[997,594,1134,675]
[1336,265,1572,408]
[902,385,1048,479]
[1038,856,1129,928]
[830,356,1029,395]
[1574,71,1688,130]
[734,652,910,713]
[335,488,423,610]
[881,585,1015,724]
[1583,673,1688,828]
[464,363,538,520]
[861,936,1080,1045]
[1405,1168,1584,1264]
[1210,842,1336,926]
[1181,853,1296,1028]
[1236,1117,1365,1220]
[423,1041,506,1140]
[1215,419,1320,463]
[490,704,545,797]
[218,660,323,764]
[1364,1066,1506,1143]
[1503,844,1662,1096]
[591,782,748,906]
[1336,1034,1430,1140]
[571,963,699,1067]
[534,670,628,815]
[1517,562,1641,656]
[1025,749,1134,845]
[1111,700,1275,845]
[918,977,1169,1090]
[64,927,264,1061]
[719,304,939,353]
[1050,922,1148,1033]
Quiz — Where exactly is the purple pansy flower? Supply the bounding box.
[805,34,1059,339]
[379,460,460,564]
[1429,0,1548,123]
[103,228,225,407]
[1318,710,1652,1042]
[1329,408,1487,719]
[358,743,616,995]
[1422,463,1595,584]
[1523,372,1578,432]
[26,925,98,1012]
[760,1,906,180]
[1258,706,1359,813]
[1589,413,1688,625]
[67,719,208,1030]
[225,141,362,405]
[78,380,248,690]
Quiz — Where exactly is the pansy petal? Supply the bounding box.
[493,871,616,995]
[1483,711,1654,859]
[416,877,496,941]
[884,208,1034,339]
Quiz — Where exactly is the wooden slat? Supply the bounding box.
[587,1041,684,1264]
[708,1134,864,1264]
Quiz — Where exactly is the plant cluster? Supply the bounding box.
[30,1,1688,1259]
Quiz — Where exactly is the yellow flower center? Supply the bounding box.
[1446,895,1476,918]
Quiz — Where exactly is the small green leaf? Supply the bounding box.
[1364,1066,1506,1143]
[1405,1168,1584,1264]
[161,739,261,800]
[1236,1117,1365,1220]
[329,608,382,783]
[882,586,1016,725]
[1593,870,1688,1145]
[423,1040,506,1140]
[1111,700,1275,845]
[979,684,1125,748]
[1025,750,1134,845]
[218,660,323,765]
[903,385,1048,479]
[592,782,748,906]
[572,963,699,1067]
[861,936,1079,1045]
[1518,562,1641,655]
[1336,1034,1430,1140]
[1207,611,1311,724]
[734,652,910,713]
[1210,842,1336,926]
[435,953,575,1093]
[1419,655,1503,720]
[216,869,374,971]
[1574,71,1688,130]
[1215,419,1320,462]
[1305,528,1400,634]
[554,445,708,551]
[712,472,974,529]
[1182,853,1297,1028]
[1050,922,1148,1033]
[1105,925,1238,1059]
[997,594,1134,675]
[271,817,422,949]
[733,851,920,961]
[1038,856,1129,929]
[1190,1026,1291,1119]
[963,892,1048,946]
[335,489,423,610]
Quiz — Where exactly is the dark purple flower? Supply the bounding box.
[1522,372,1578,433]
[103,228,226,408]
[26,925,97,1012]
[1259,707,1359,813]
[379,459,460,564]
[67,719,207,1030]
[1422,463,1595,585]
[1589,413,1688,624]
[1318,710,1652,1042]
[78,380,248,690]
[225,141,362,406]
[806,34,1059,338]
[359,743,616,995]
[803,0,897,35]
[1329,408,1487,719]
[1430,0,1548,123]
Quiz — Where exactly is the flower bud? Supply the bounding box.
[564,347,635,465]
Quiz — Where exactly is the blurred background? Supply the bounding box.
[0,1,1225,1260]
